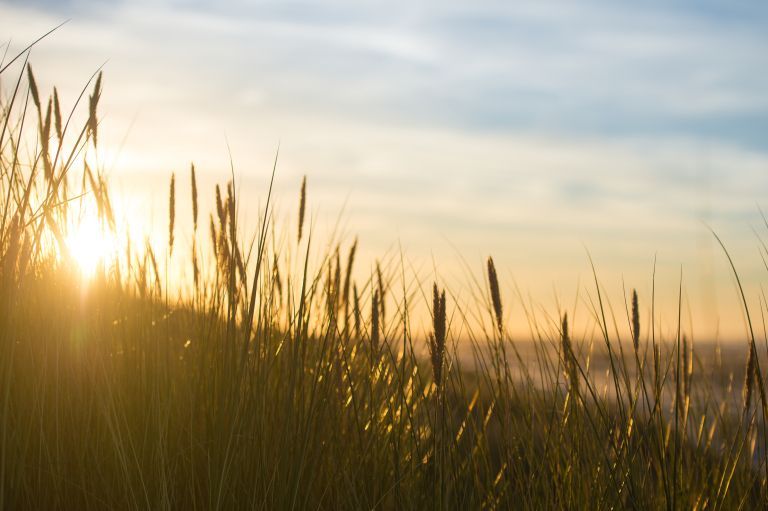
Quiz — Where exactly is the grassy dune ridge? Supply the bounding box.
[1,56,768,509]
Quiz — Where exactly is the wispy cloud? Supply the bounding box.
[7,1,767,143]
[2,0,767,338]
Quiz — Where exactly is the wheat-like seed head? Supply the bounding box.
[41,98,52,181]
[226,181,236,245]
[562,312,579,395]
[743,345,755,413]
[487,256,502,334]
[53,87,62,141]
[683,335,692,399]
[371,289,380,353]
[376,261,386,323]
[209,213,217,258]
[353,283,361,340]
[190,163,198,232]
[169,173,176,256]
[429,283,447,390]
[342,238,357,306]
[215,184,225,229]
[41,98,51,140]
[42,98,51,140]
[298,175,306,243]
[234,245,246,287]
[217,228,230,275]
[87,72,102,147]
[27,64,40,110]
[631,289,640,352]
[561,312,569,347]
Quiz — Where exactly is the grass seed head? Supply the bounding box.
[209,213,218,258]
[342,238,357,306]
[298,175,306,243]
[561,312,569,346]
[87,71,102,147]
[41,98,52,180]
[42,97,51,143]
[169,173,176,256]
[217,228,230,274]
[632,289,640,352]
[53,87,62,141]
[429,283,447,390]
[226,181,236,243]
[376,261,386,323]
[215,184,225,228]
[235,245,246,287]
[487,256,503,334]
[27,64,40,110]
[562,312,579,395]
[744,345,756,413]
[190,163,198,232]
[371,289,380,353]
[683,335,692,399]
[353,283,361,340]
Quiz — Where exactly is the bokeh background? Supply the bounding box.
[3,0,768,341]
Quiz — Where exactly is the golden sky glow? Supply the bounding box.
[65,209,117,279]
[4,0,768,341]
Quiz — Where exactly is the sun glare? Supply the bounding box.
[65,213,117,279]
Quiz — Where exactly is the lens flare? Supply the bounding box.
[65,213,116,279]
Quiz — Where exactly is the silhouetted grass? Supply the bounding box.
[1,54,767,509]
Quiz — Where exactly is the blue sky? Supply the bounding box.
[3,0,768,339]
[9,0,768,148]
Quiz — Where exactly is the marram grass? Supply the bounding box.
[1,59,768,510]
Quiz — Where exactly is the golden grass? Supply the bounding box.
[2,55,768,509]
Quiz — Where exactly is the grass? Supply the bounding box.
[2,53,768,509]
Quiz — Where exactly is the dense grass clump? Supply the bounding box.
[2,56,768,510]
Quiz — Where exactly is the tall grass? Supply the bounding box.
[1,56,768,510]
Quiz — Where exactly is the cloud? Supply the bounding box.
[3,0,767,339]
[7,0,767,150]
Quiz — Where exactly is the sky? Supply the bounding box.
[2,0,768,342]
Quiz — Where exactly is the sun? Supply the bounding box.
[65,212,118,279]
